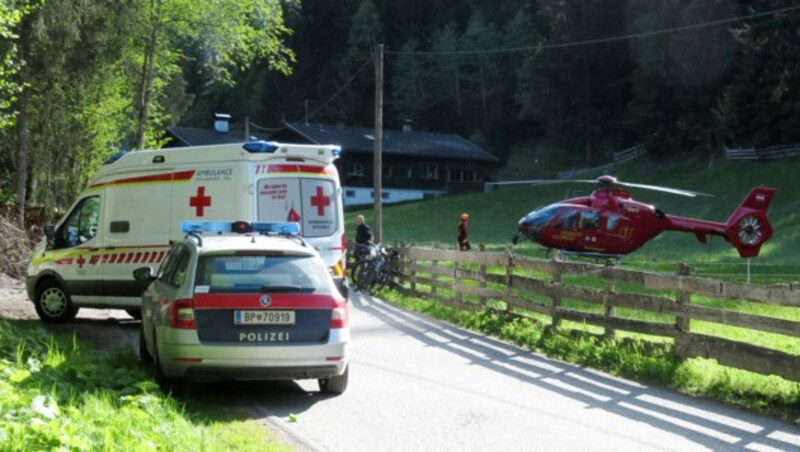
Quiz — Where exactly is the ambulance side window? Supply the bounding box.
[55,196,100,249]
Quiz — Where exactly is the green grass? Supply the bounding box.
[347,155,800,276]
[379,288,800,424]
[0,318,287,451]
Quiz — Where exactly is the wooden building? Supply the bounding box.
[271,122,500,206]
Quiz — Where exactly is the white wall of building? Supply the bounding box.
[342,186,444,207]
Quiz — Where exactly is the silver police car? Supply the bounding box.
[134,221,350,394]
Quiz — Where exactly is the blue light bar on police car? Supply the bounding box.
[243,141,279,153]
[252,222,301,235]
[180,221,236,234]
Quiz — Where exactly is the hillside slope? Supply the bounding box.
[348,156,800,268]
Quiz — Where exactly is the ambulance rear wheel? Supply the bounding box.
[34,280,79,323]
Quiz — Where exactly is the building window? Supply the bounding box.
[424,165,438,180]
[345,190,355,198]
[448,169,477,183]
[383,166,393,177]
[349,164,364,176]
[405,167,413,178]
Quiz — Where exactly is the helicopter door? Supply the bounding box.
[578,211,600,230]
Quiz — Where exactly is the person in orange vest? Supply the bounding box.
[457,213,471,251]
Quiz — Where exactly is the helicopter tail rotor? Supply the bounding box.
[724,187,777,258]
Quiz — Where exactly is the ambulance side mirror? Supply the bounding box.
[133,267,156,282]
[44,225,55,250]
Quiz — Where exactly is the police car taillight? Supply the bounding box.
[243,141,278,153]
[330,297,348,329]
[170,298,196,329]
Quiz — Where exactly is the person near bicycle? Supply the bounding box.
[354,214,374,261]
[457,212,471,251]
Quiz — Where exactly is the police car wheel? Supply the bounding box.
[138,323,153,364]
[152,332,178,392]
[34,280,78,323]
[319,365,349,395]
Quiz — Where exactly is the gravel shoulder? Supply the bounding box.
[0,273,139,352]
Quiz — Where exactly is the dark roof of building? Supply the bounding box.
[278,122,500,162]
[165,127,265,147]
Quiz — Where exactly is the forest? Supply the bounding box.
[2,0,800,225]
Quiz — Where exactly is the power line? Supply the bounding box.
[304,56,374,122]
[386,5,800,56]
[243,56,374,133]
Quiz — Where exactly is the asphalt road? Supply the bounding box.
[185,293,800,452]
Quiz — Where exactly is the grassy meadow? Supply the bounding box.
[346,155,800,279]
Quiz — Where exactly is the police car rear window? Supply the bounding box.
[194,254,331,294]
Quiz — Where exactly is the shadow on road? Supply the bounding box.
[353,293,800,451]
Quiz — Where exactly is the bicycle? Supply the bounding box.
[351,245,398,295]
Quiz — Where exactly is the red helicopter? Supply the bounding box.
[506,175,776,258]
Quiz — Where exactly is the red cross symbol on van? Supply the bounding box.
[190,186,212,216]
[310,186,330,216]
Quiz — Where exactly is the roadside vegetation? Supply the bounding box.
[380,289,800,424]
[0,318,286,451]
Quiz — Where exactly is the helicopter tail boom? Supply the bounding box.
[724,187,777,258]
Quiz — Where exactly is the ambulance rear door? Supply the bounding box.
[256,166,341,267]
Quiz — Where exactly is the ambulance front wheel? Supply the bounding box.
[34,279,79,323]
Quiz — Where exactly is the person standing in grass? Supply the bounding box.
[355,214,373,261]
[457,213,471,251]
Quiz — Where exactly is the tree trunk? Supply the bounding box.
[134,0,160,150]
[14,14,34,229]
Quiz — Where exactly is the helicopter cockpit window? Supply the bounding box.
[579,211,599,230]
[606,214,621,231]
[554,210,579,229]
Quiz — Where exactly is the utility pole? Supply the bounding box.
[373,43,384,243]
[244,116,250,140]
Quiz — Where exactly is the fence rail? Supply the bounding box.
[556,145,646,179]
[725,145,800,161]
[389,246,800,382]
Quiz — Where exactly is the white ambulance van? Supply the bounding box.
[26,141,347,322]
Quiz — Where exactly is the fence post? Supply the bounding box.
[409,245,417,297]
[551,260,562,328]
[478,244,487,307]
[431,258,438,297]
[454,259,462,306]
[603,260,616,338]
[674,263,692,357]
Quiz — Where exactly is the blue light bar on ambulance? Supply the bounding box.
[331,146,341,157]
[252,222,301,235]
[243,141,279,153]
[180,221,237,234]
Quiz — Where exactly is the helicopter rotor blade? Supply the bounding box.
[486,179,599,187]
[616,182,713,198]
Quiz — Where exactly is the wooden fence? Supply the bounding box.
[389,245,800,383]
[725,144,800,161]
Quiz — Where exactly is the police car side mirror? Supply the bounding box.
[44,225,55,250]
[133,267,156,282]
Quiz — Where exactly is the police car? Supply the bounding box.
[134,221,350,393]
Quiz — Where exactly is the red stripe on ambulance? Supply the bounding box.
[89,170,196,189]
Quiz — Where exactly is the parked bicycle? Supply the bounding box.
[351,244,399,295]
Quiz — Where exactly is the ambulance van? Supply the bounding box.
[26,141,347,322]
